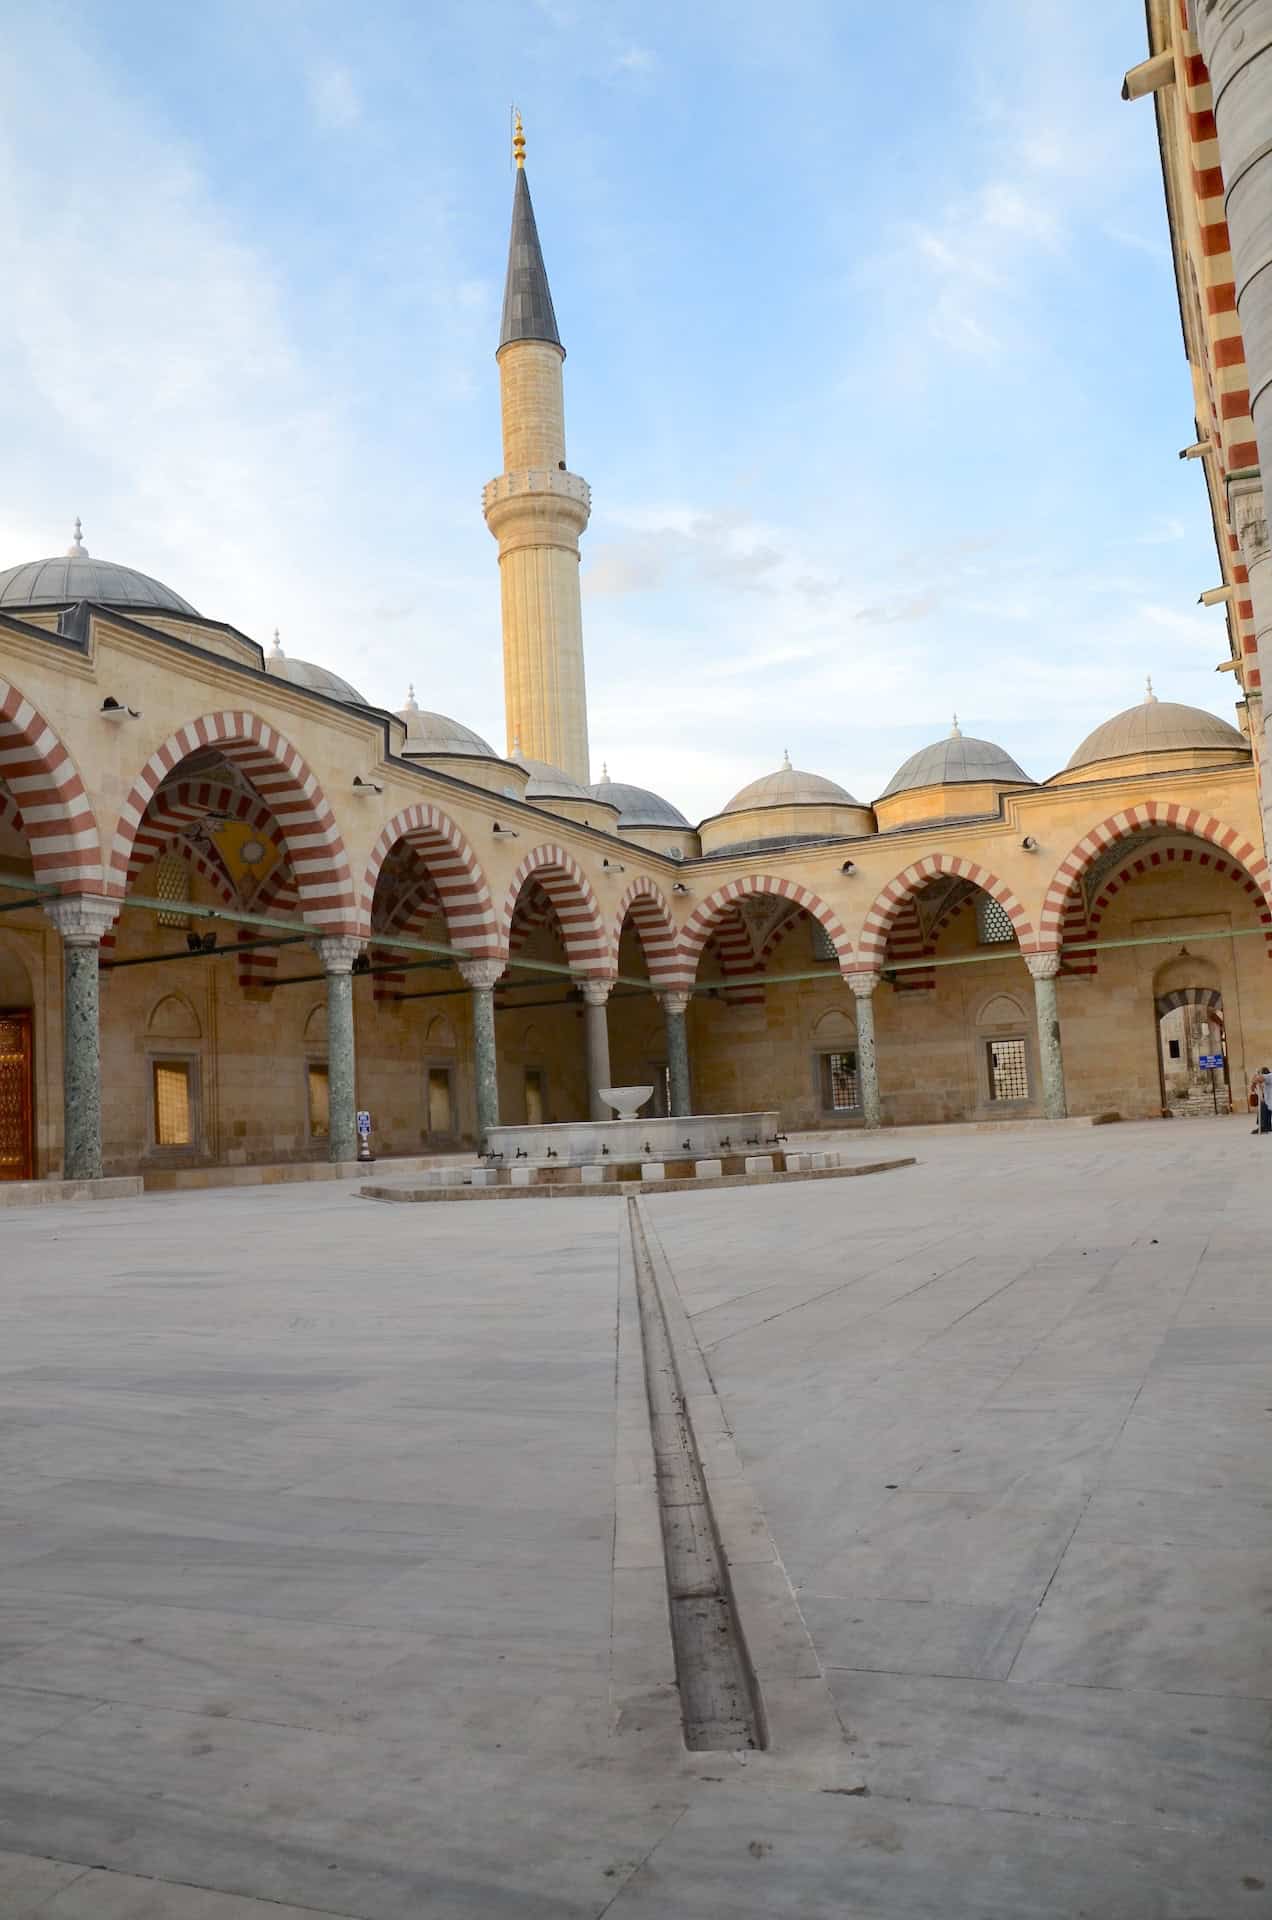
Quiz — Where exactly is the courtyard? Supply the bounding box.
[0,1117,1270,1917]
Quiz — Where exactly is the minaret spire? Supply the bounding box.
[483,121,592,784]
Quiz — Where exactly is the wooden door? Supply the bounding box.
[0,1011,33,1180]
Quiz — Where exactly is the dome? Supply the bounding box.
[1066,680,1247,770]
[882,718,1033,797]
[589,766,689,829]
[723,752,859,814]
[514,752,592,801]
[264,632,367,708]
[0,521,197,616]
[397,686,496,757]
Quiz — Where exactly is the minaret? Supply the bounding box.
[483,113,592,784]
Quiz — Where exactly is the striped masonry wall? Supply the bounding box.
[0,677,102,892]
[499,843,610,979]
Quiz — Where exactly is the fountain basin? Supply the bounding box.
[484,1111,780,1167]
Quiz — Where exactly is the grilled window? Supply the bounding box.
[811,920,838,962]
[986,1038,1029,1102]
[154,853,191,929]
[307,1065,330,1138]
[153,1060,193,1146]
[821,1050,859,1112]
[976,896,1015,945]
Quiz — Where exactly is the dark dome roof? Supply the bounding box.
[882,721,1033,797]
[589,772,689,828]
[0,525,197,616]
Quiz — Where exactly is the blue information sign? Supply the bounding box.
[1198,1053,1224,1070]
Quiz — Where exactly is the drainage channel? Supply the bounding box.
[626,1197,764,1752]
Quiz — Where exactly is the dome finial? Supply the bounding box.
[951,712,962,738]
[66,516,88,559]
[512,108,525,169]
[403,682,420,714]
[601,760,609,780]
[268,628,284,662]
[782,746,792,771]
[1145,674,1157,704]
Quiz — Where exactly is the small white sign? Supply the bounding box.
[356,1110,372,1136]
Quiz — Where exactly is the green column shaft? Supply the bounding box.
[62,938,104,1180]
[1031,966,1067,1121]
[662,994,692,1117]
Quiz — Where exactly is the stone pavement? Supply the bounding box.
[0,1118,1270,1916]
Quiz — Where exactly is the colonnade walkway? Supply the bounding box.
[0,1118,1269,1915]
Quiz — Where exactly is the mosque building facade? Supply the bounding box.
[0,104,1270,1187]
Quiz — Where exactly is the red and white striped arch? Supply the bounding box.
[362,804,499,958]
[111,714,355,930]
[668,875,851,991]
[858,855,1036,971]
[124,779,283,895]
[0,677,102,890]
[1040,801,1272,951]
[500,844,609,978]
[1068,843,1272,980]
[610,877,679,986]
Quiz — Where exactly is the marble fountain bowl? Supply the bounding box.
[598,1085,653,1122]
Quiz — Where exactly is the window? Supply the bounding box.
[976,896,1015,945]
[307,1064,330,1139]
[152,1059,193,1146]
[810,920,838,962]
[426,1067,453,1136]
[1168,1038,1181,1060]
[986,1038,1029,1102]
[821,1050,859,1112]
[153,853,191,930]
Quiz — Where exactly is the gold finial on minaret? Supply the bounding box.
[513,109,525,169]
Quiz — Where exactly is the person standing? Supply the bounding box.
[1261,1068,1272,1137]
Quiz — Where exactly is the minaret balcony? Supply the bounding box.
[483,469,592,543]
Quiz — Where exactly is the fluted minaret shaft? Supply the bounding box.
[483,135,591,784]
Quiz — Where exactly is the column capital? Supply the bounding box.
[845,970,880,999]
[659,990,692,1017]
[1025,951,1062,981]
[314,934,363,975]
[43,895,119,945]
[458,958,505,992]
[580,978,614,1007]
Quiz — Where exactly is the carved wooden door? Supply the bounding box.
[0,1011,33,1180]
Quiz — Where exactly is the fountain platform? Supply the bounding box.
[484,1110,781,1168]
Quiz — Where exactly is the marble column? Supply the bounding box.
[44,896,119,1181]
[1026,952,1067,1121]
[660,991,693,1117]
[459,959,503,1144]
[315,935,362,1163]
[581,979,613,1121]
[846,971,882,1130]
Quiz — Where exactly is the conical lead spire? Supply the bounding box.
[499,124,562,355]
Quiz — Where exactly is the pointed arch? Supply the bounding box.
[857,854,1036,970]
[362,803,499,957]
[0,675,102,889]
[669,874,851,990]
[111,713,355,930]
[610,876,679,986]
[500,844,609,977]
[1040,800,1272,948]
[124,779,284,894]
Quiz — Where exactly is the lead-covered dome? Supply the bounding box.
[1066,681,1246,770]
[723,753,859,813]
[264,632,367,707]
[0,521,197,616]
[882,719,1033,796]
[397,687,496,757]
[589,768,689,829]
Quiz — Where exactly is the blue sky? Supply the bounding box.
[0,0,1237,818]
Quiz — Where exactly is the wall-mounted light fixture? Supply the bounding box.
[672,881,690,895]
[1021,836,1039,852]
[100,696,140,723]
[1179,440,1210,461]
[603,857,625,873]
[1199,585,1236,607]
[492,823,519,838]
[352,776,383,795]
[841,859,856,875]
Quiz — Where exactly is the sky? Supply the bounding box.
[0,0,1238,821]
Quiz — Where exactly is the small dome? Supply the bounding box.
[398,685,496,757]
[0,520,197,616]
[514,752,591,801]
[589,767,689,829]
[882,717,1033,797]
[724,750,859,814]
[1067,680,1247,770]
[264,631,367,707]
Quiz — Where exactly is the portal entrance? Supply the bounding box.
[0,1010,33,1179]
[1155,987,1229,1116]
